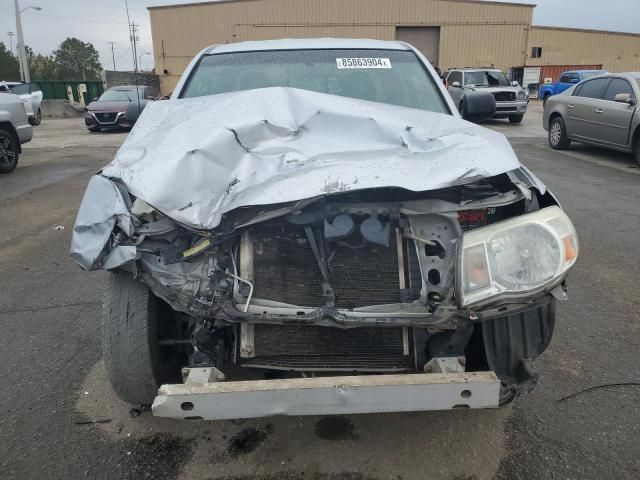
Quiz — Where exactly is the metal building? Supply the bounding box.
[148,0,640,95]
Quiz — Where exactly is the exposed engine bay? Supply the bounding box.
[72,171,568,400]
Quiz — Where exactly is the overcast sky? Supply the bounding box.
[1,0,639,72]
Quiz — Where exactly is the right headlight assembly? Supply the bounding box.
[459,206,578,307]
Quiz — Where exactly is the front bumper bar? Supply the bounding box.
[493,100,528,116]
[152,371,500,420]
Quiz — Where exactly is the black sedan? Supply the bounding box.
[84,85,158,132]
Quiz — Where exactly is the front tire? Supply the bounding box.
[509,114,524,124]
[0,128,19,174]
[548,116,571,150]
[102,272,182,405]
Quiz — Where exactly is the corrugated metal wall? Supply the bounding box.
[527,27,640,73]
[439,24,528,70]
[149,0,640,95]
[150,0,534,94]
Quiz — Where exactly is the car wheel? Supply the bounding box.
[29,108,42,126]
[0,128,19,174]
[102,272,183,405]
[87,126,101,133]
[548,116,571,150]
[509,114,524,124]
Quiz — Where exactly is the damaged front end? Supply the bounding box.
[71,88,578,419]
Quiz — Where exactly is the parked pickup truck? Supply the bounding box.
[539,70,608,103]
[71,38,579,421]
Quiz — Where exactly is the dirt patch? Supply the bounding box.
[227,424,273,458]
[314,416,359,441]
[120,433,196,480]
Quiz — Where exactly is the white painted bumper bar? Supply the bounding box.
[152,372,501,420]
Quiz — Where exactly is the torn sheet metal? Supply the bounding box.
[70,175,135,270]
[102,87,524,230]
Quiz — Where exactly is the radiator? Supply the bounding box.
[252,224,402,309]
[240,324,413,371]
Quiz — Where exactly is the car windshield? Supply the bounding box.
[98,89,137,102]
[464,71,510,87]
[181,49,449,113]
[8,83,29,95]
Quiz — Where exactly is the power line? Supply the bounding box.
[114,47,131,62]
[40,12,129,26]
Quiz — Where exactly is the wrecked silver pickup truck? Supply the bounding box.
[71,39,578,420]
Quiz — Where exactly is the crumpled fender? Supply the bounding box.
[70,175,136,270]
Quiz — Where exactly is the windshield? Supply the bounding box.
[181,49,449,113]
[8,83,29,95]
[464,71,510,87]
[98,89,137,102]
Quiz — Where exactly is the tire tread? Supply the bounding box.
[101,272,160,405]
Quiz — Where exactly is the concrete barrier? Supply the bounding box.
[40,100,85,118]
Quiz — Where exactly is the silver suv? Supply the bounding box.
[445,68,529,123]
[0,82,43,126]
[0,91,33,173]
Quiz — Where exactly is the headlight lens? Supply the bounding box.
[517,91,526,100]
[459,206,578,307]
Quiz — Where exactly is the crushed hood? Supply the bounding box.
[102,87,522,230]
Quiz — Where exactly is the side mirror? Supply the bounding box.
[511,81,520,87]
[614,93,636,105]
[450,81,461,88]
[461,91,496,123]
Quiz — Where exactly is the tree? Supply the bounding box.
[29,53,58,80]
[21,45,55,80]
[0,42,20,81]
[52,38,102,80]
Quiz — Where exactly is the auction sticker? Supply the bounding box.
[336,58,392,69]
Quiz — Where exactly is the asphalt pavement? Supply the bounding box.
[0,104,638,480]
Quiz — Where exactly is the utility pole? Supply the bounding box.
[14,0,29,83]
[108,41,117,70]
[7,31,15,54]
[123,0,138,72]
[138,51,150,72]
[130,22,139,72]
[13,1,40,83]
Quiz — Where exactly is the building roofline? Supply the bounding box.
[533,25,640,38]
[148,0,536,11]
